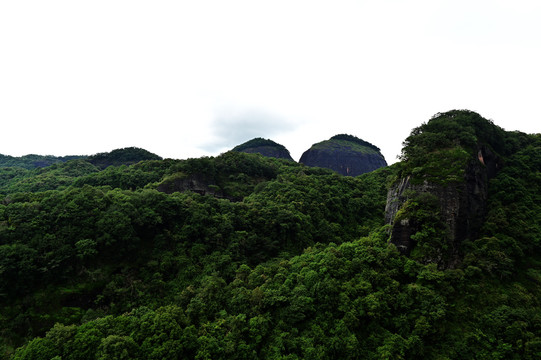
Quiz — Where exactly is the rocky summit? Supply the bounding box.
[232,137,294,161]
[299,134,387,176]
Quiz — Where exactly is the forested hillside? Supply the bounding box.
[1,110,540,359]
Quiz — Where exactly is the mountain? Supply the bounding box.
[299,134,387,176]
[2,111,541,359]
[232,137,294,161]
[87,147,162,169]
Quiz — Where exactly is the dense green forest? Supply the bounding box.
[1,111,540,359]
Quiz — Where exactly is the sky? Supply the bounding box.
[1,1,540,164]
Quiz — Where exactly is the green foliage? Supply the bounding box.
[396,192,450,263]
[0,160,100,194]
[2,115,541,359]
[401,110,506,160]
[0,151,392,357]
[408,146,470,185]
[73,160,173,191]
[156,151,295,200]
[0,154,85,170]
[464,135,541,277]
[399,110,506,184]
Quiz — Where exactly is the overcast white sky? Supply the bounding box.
[1,1,540,164]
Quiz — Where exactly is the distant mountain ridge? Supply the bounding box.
[0,147,162,170]
[0,154,85,169]
[3,136,388,177]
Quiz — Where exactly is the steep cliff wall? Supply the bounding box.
[386,138,501,267]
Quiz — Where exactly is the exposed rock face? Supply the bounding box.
[233,138,294,161]
[299,135,387,176]
[385,145,500,267]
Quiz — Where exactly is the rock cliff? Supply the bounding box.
[385,149,496,265]
[299,134,387,176]
[385,110,504,267]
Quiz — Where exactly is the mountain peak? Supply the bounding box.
[88,147,162,169]
[300,135,387,176]
[232,137,294,161]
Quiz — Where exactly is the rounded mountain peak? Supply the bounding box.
[232,137,294,161]
[300,134,387,176]
[88,147,162,169]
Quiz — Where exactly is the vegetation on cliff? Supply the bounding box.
[1,111,541,359]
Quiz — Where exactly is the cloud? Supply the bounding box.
[200,107,297,153]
